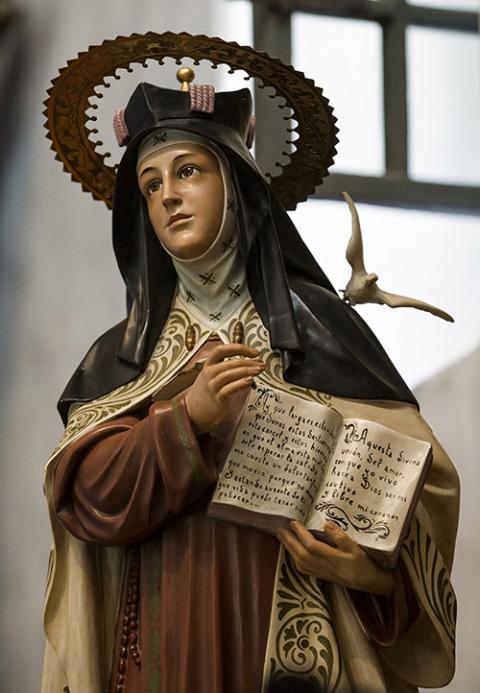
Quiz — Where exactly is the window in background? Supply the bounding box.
[289,198,480,387]
[407,0,479,10]
[247,0,480,383]
[407,26,480,186]
[212,0,253,62]
[292,13,385,177]
[249,0,479,213]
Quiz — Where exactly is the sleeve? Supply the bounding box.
[345,401,459,688]
[347,558,420,647]
[52,394,218,545]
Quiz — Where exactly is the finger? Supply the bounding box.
[289,522,320,550]
[323,522,358,554]
[277,526,318,564]
[208,357,265,379]
[278,528,331,575]
[277,527,306,562]
[211,363,265,392]
[289,521,341,560]
[217,377,255,402]
[206,343,260,365]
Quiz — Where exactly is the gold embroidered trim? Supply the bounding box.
[47,302,210,464]
[261,548,345,692]
[47,299,332,468]
[185,324,196,351]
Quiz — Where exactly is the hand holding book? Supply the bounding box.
[277,520,394,596]
[208,384,432,568]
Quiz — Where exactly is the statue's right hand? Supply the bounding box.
[185,343,266,434]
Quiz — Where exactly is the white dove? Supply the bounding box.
[341,191,454,323]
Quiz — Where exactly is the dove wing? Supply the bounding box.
[376,288,454,322]
[342,191,367,274]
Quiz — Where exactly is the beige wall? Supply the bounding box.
[415,348,480,692]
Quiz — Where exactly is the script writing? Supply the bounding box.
[309,418,431,549]
[212,386,341,522]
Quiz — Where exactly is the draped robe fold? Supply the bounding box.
[41,300,459,693]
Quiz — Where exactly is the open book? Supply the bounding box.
[208,384,432,568]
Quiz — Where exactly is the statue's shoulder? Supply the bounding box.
[57,318,138,424]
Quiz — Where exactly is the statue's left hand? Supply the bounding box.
[277,521,394,596]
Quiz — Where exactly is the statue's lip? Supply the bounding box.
[168,213,192,227]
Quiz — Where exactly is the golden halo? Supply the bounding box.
[44,31,338,211]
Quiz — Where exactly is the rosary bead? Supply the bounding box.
[113,546,142,687]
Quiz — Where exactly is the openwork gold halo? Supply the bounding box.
[44,31,338,211]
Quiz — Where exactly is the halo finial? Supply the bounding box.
[176,67,195,92]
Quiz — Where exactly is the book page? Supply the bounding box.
[210,384,342,523]
[307,418,432,553]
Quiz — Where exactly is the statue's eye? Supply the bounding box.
[179,165,199,179]
[147,180,161,195]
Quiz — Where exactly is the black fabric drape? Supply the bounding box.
[58,136,416,424]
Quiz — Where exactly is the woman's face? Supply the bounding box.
[137,143,224,260]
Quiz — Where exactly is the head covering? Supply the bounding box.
[136,129,250,329]
[58,82,416,423]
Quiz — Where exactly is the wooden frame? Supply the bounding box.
[245,0,479,214]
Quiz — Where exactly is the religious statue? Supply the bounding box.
[41,33,459,693]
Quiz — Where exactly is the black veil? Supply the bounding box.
[58,84,416,424]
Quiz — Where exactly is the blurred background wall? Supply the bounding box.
[0,0,478,690]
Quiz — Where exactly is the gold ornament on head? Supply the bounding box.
[176,66,195,92]
[43,32,338,211]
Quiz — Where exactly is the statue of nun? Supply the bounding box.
[42,36,459,693]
